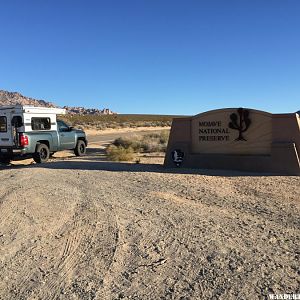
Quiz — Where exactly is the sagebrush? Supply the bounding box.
[112,130,170,153]
[106,145,135,161]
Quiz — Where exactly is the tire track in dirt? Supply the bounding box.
[34,175,119,300]
[32,186,101,300]
[94,181,193,299]
[0,172,113,300]
[97,213,124,299]
[1,164,299,299]
[39,208,90,299]
[4,182,82,299]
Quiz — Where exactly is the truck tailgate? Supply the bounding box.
[0,114,14,147]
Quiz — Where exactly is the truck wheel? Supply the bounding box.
[74,140,86,156]
[0,156,11,165]
[33,144,50,163]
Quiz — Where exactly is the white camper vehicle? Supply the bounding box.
[0,105,87,164]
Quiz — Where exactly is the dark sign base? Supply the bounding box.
[164,142,300,175]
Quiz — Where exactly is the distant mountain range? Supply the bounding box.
[0,90,116,115]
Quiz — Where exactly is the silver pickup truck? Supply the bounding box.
[0,105,87,164]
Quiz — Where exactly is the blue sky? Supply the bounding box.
[0,0,299,114]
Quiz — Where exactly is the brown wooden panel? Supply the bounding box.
[191,108,272,155]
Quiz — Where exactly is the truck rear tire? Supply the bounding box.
[0,156,12,165]
[74,140,86,156]
[0,149,13,165]
[33,144,50,163]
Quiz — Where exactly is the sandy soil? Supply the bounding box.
[0,132,299,299]
[85,126,170,136]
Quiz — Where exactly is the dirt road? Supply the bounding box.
[0,136,299,299]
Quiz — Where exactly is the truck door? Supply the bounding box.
[0,111,13,148]
[57,120,76,150]
[11,115,24,147]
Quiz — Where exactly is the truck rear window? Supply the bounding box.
[0,116,7,132]
[31,117,51,130]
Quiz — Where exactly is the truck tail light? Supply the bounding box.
[19,134,29,147]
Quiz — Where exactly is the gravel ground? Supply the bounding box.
[0,148,299,300]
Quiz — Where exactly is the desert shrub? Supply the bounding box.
[112,137,142,152]
[110,130,170,154]
[106,145,135,161]
[113,137,132,148]
[145,133,160,139]
[141,130,169,152]
[158,130,169,144]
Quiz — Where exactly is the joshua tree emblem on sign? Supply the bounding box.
[229,108,251,141]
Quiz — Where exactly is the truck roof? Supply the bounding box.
[0,105,66,115]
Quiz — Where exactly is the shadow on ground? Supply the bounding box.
[0,147,284,177]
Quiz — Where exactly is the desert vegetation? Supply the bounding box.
[60,114,177,130]
[106,145,135,161]
[106,130,170,161]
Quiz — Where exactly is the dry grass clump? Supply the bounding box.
[105,131,169,162]
[106,145,135,161]
[112,130,170,154]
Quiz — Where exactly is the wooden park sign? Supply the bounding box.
[164,108,300,175]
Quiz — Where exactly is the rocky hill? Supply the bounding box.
[0,90,115,115]
[0,90,56,108]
